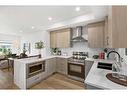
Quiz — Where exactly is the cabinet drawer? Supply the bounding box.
[26,73,42,88]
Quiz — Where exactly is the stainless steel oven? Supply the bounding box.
[67,51,88,81]
[68,62,85,79]
[26,61,45,78]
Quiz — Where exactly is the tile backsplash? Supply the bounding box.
[59,42,104,58]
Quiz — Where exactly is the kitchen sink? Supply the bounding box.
[106,73,127,86]
[97,62,112,70]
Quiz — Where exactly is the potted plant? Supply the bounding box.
[51,48,58,55]
[19,48,28,58]
[6,49,12,58]
[35,41,44,58]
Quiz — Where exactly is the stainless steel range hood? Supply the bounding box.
[71,26,88,42]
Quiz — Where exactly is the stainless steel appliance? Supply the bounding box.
[68,52,88,82]
[26,61,45,78]
[71,26,88,42]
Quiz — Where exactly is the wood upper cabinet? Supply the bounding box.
[50,32,57,48]
[108,6,127,48]
[88,21,105,48]
[50,28,71,48]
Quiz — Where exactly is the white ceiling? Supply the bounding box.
[0,6,108,35]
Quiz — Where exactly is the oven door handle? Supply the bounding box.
[68,62,85,65]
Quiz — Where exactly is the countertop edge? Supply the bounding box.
[14,55,72,64]
[85,59,127,89]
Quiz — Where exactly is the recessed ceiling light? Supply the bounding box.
[75,7,80,11]
[48,17,52,21]
[31,26,35,29]
[19,30,23,33]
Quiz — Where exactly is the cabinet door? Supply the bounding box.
[50,58,56,73]
[88,21,105,48]
[108,6,127,47]
[56,59,61,73]
[56,58,62,73]
[56,28,71,48]
[61,58,67,75]
[50,32,57,48]
[45,58,56,76]
[50,28,71,48]
[27,73,43,88]
[56,58,67,75]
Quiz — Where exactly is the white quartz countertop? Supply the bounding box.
[85,58,127,89]
[14,55,71,64]
[54,55,72,58]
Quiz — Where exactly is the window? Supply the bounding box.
[0,40,12,54]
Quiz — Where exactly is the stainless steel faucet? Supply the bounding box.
[107,51,122,72]
[107,51,122,63]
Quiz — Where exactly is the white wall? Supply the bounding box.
[0,33,21,54]
[21,31,51,57]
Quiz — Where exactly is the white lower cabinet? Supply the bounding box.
[26,73,43,89]
[46,57,67,75]
[26,58,56,89]
[45,57,68,75]
[56,58,67,75]
[26,57,67,89]
[45,58,56,77]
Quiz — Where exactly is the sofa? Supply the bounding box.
[0,55,9,69]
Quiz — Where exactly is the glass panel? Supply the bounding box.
[0,40,12,55]
[29,64,42,73]
[70,65,81,73]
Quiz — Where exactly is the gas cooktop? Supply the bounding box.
[68,57,86,63]
[68,51,88,63]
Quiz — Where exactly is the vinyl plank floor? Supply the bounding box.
[0,69,85,89]
[31,73,85,89]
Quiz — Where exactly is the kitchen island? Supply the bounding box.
[85,58,127,89]
[14,55,71,89]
